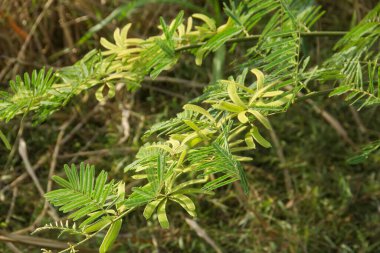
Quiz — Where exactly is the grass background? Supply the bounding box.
[0,0,379,252]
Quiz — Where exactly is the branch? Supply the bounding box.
[175,31,347,52]
[0,231,96,252]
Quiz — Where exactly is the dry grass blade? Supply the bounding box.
[185,218,223,253]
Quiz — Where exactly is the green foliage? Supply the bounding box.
[99,219,123,253]
[0,68,57,121]
[0,51,106,122]
[1,0,380,252]
[45,163,120,223]
[0,9,241,122]
[0,129,11,150]
[347,140,380,165]
[325,3,380,109]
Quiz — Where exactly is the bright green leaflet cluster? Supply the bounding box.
[0,8,245,122]
[325,3,380,109]
[1,0,379,252]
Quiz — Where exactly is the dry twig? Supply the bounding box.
[185,218,223,253]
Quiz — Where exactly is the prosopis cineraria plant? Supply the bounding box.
[1,0,379,252]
